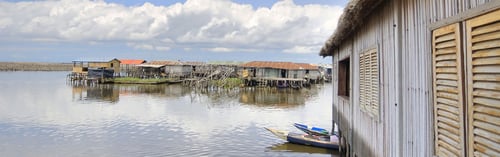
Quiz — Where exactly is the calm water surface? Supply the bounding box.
[0,72,337,157]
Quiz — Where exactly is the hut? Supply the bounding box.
[296,63,321,83]
[184,61,208,77]
[241,61,312,87]
[162,60,192,78]
[319,64,333,82]
[71,58,121,79]
[119,59,146,77]
[136,61,167,78]
[320,0,499,156]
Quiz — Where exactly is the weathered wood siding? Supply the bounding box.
[330,0,496,156]
[165,65,191,77]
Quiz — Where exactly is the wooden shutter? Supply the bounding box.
[432,23,465,157]
[360,53,367,111]
[369,49,379,117]
[359,49,378,117]
[466,9,500,157]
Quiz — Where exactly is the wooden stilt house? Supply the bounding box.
[320,0,499,156]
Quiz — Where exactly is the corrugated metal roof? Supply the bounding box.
[120,59,146,65]
[296,63,318,70]
[141,60,206,66]
[136,64,165,68]
[183,61,205,66]
[147,60,183,66]
[241,61,304,70]
[72,58,119,63]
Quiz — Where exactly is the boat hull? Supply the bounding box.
[293,123,330,137]
[287,133,339,150]
[265,128,339,150]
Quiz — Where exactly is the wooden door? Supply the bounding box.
[432,23,465,157]
[465,9,500,157]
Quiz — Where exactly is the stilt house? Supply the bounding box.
[320,0,499,156]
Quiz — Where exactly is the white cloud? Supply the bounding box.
[0,0,343,54]
[208,47,233,52]
[283,45,321,54]
[127,42,170,51]
[155,46,171,51]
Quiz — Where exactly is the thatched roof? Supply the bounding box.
[319,0,384,56]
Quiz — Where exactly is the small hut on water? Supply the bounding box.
[320,0,499,156]
[70,58,121,81]
[241,61,319,88]
[119,59,146,77]
[135,61,168,78]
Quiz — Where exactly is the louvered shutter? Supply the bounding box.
[432,23,465,157]
[369,49,379,117]
[360,53,367,111]
[466,9,500,157]
[359,49,379,117]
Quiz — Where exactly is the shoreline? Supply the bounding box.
[0,62,72,71]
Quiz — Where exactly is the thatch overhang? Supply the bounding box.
[319,0,384,57]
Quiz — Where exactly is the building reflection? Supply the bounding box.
[71,84,191,103]
[117,84,190,97]
[239,88,316,108]
[72,84,119,103]
[267,143,339,155]
[70,83,320,107]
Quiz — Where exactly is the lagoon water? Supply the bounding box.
[0,72,337,157]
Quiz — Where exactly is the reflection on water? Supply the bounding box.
[72,84,319,109]
[268,143,339,155]
[239,88,319,108]
[72,84,120,103]
[71,84,192,103]
[0,72,336,157]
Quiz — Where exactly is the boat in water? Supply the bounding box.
[293,123,330,137]
[265,127,339,150]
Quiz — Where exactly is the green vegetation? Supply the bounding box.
[112,77,172,84]
[211,78,244,89]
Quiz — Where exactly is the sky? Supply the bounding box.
[0,0,346,63]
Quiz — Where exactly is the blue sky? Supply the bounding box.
[0,0,346,63]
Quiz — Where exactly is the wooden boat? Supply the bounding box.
[268,143,337,155]
[293,123,330,137]
[265,128,339,150]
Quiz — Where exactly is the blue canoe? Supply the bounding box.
[293,123,330,137]
[265,127,339,150]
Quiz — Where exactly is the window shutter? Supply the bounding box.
[359,49,379,118]
[360,53,367,111]
[369,49,379,117]
[432,23,465,157]
[466,9,500,157]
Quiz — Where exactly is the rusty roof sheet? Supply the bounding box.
[120,59,146,65]
[241,61,305,70]
[296,63,319,70]
[146,60,183,66]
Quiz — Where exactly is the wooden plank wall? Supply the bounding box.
[330,0,494,156]
[332,37,352,152]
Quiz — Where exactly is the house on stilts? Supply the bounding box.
[69,58,121,83]
[241,61,318,88]
[119,59,146,77]
[320,0,499,156]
